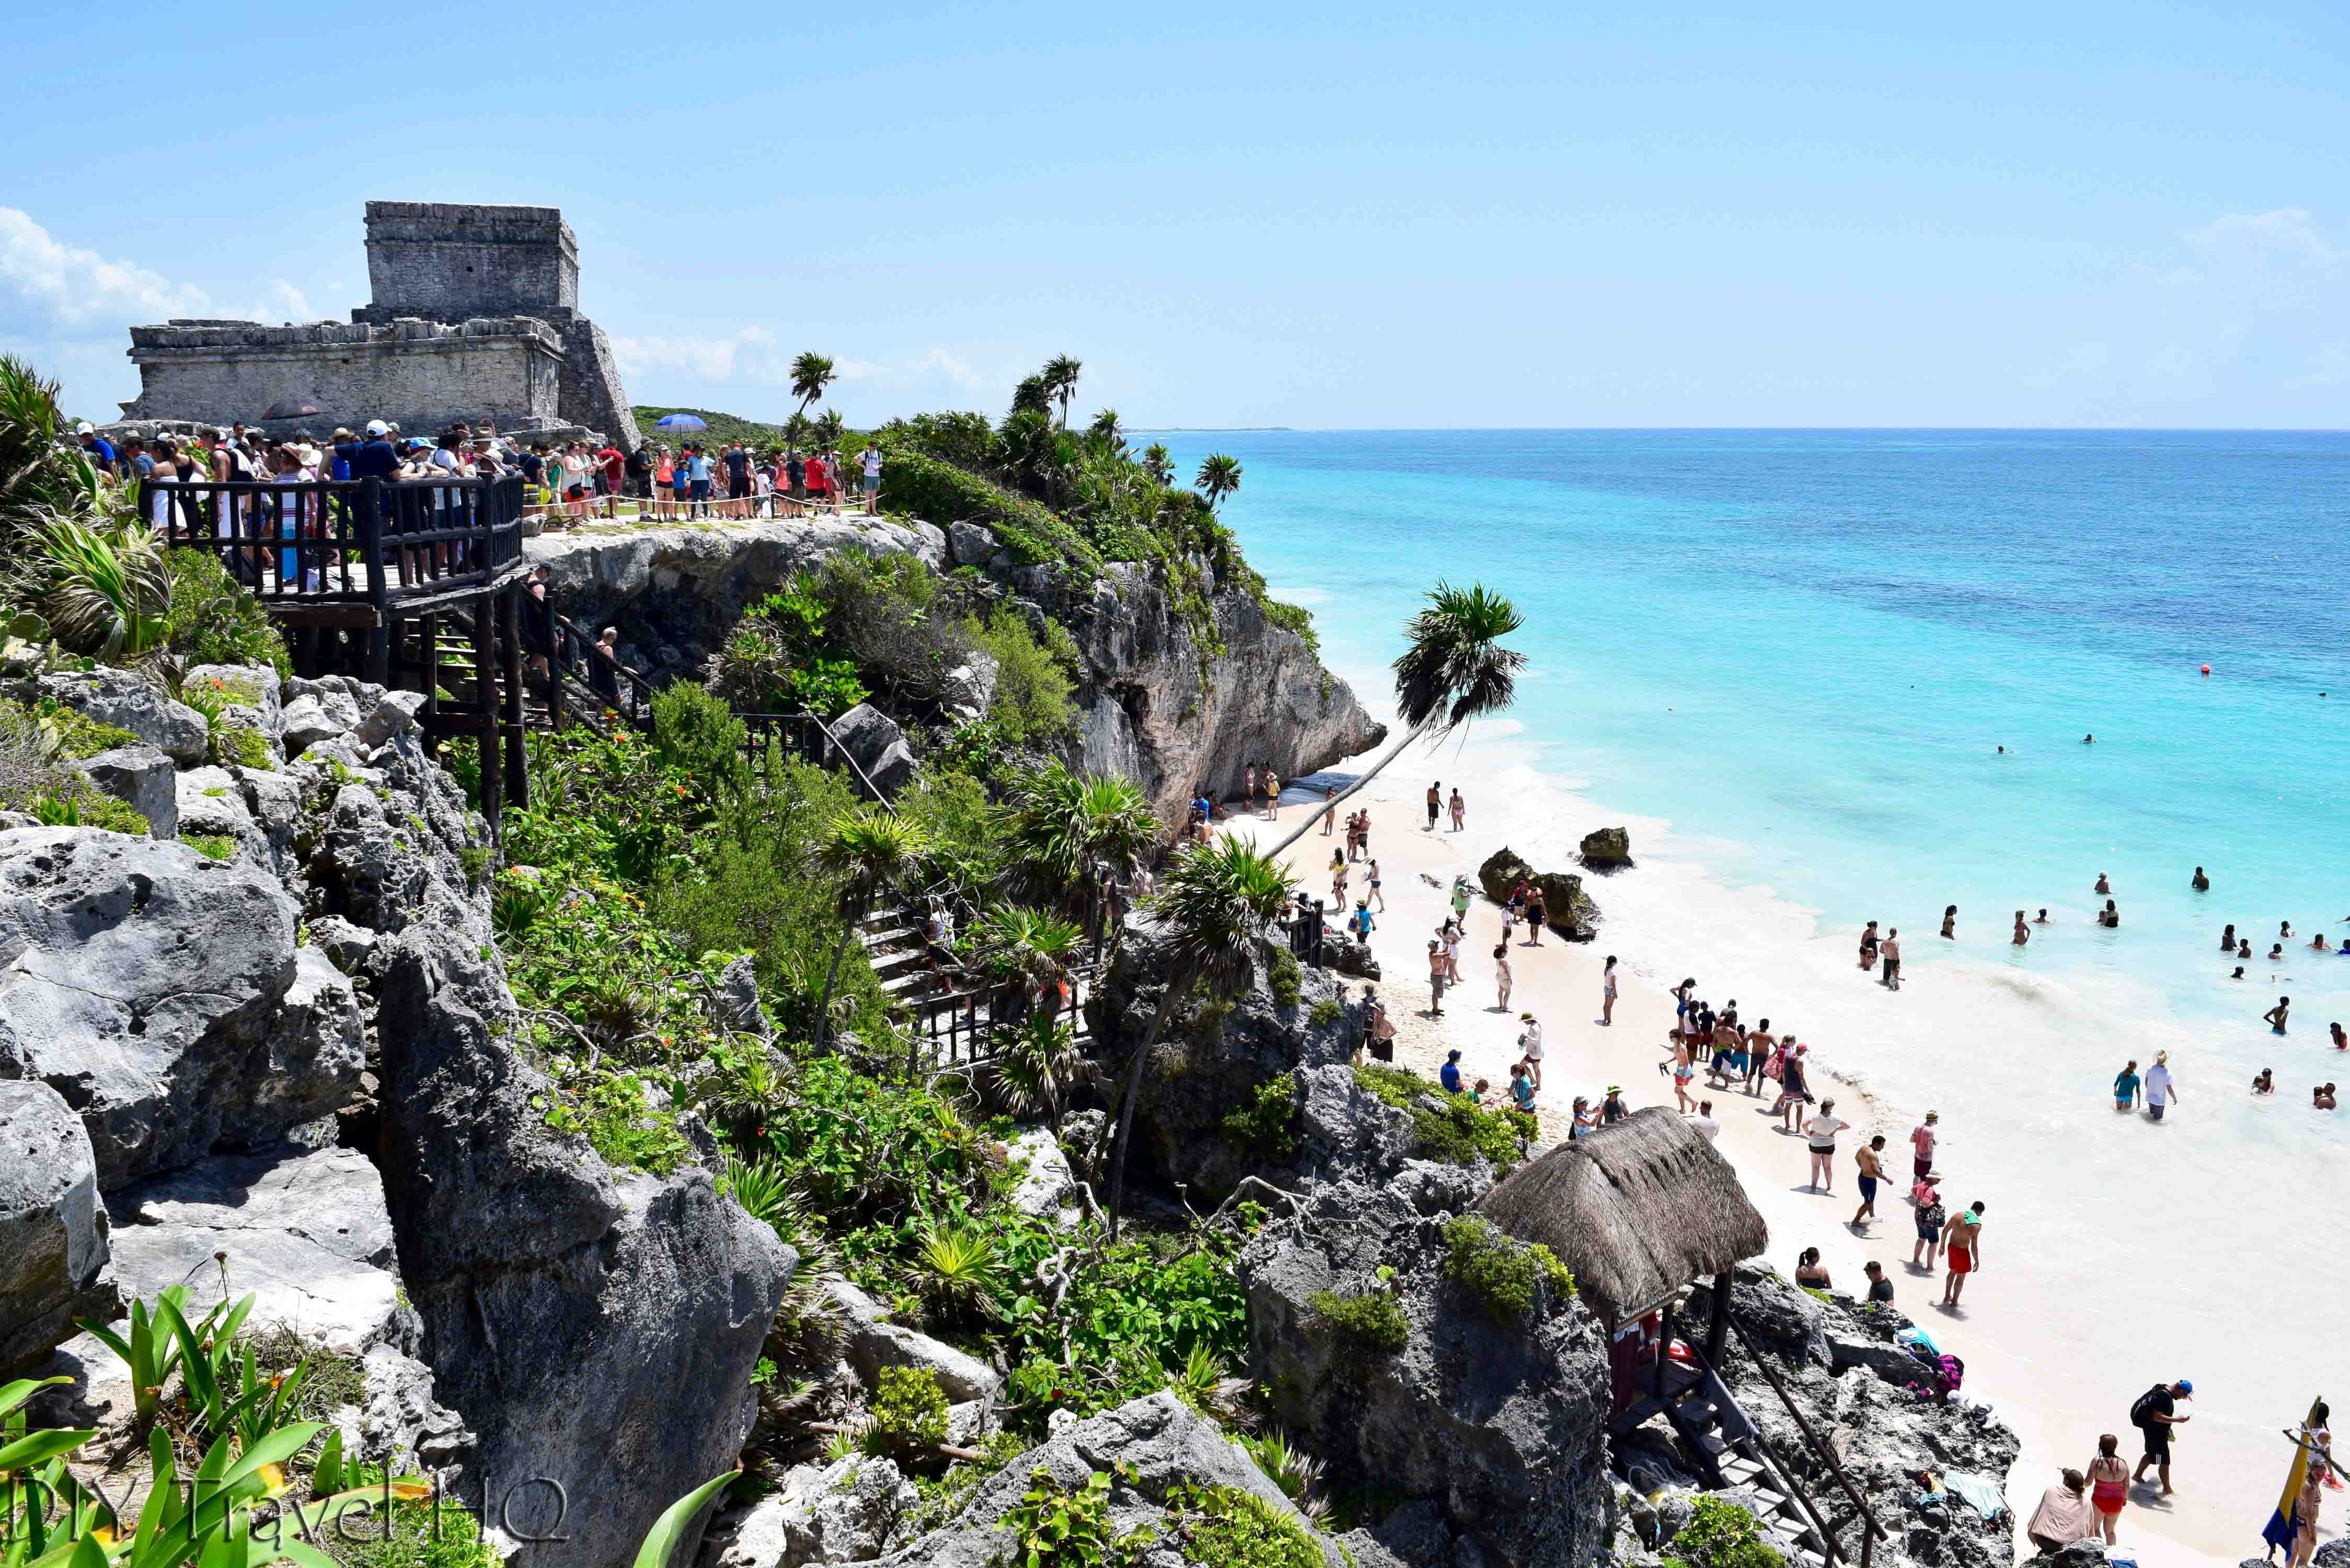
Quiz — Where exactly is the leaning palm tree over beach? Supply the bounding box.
[1262,581,1527,862]
[1195,453,1242,510]
[789,351,837,420]
[1106,833,1297,1236]
[813,804,931,1053]
[1042,355,1082,428]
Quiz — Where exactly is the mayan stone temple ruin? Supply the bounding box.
[113,201,638,448]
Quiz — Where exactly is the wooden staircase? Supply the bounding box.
[1648,1358,1836,1568]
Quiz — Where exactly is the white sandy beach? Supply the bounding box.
[1224,711,2313,1568]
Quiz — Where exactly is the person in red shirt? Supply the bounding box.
[805,453,829,509]
[595,444,624,516]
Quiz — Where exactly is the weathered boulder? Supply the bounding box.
[10,668,208,765]
[872,1391,1347,1568]
[373,920,792,1568]
[0,828,361,1189]
[72,744,176,838]
[353,688,425,750]
[1090,918,1356,1199]
[0,1079,119,1371]
[1579,826,1632,870]
[342,1343,475,1473]
[941,653,1000,719]
[1002,1127,1080,1228]
[706,1454,918,1567]
[830,705,917,799]
[182,664,282,742]
[175,765,263,859]
[822,1278,1002,1403]
[1238,1181,1611,1568]
[104,1143,401,1356]
[1476,847,1535,904]
[711,953,774,1041]
[947,521,998,568]
[1533,870,1599,940]
[280,685,365,755]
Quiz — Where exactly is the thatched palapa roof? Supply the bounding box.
[1474,1106,1769,1329]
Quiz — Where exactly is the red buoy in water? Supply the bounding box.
[2201,664,2211,675]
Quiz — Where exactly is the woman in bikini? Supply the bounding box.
[1858,920,1880,970]
[2088,1434,2129,1543]
[1941,905,1957,939]
[2013,910,2031,946]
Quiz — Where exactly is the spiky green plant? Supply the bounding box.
[915,1225,1001,1325]
[812,804,932,1054]
[29,511,171,660]
[1004,760,1158,919]
[980,1009,1093,1134]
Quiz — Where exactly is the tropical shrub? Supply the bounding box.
[1162,1481,1325,1568]
[26,511,170,660]
[967,606,1075,742]
[1666,1495,1788,1568]
[1266,947,1302,1007]
[1439,1215,1573,1322]
[997,1464,1155,1567]
[1222,1071,1299,1160]
[543,1073,693,1176]
[861,1365,949,1460]
[162,547,290,675]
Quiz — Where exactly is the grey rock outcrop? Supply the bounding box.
[1238,1181,1610,1568]
[0,1079,119,1371]
[373,920,793,1568]
[0,827,362,1188]
[344,1343,475,1473]
[73,745,176,837]
[1532,871,1600,940]
[1003,1126,1080,1228]
[872,1391,1347,1568]
[828,705,917,799]
[10,668,208,765]
[822,1278,1002,1403]
[705,1454,918,1567]
[105,1143,402,1355]
[1579,826,1632,870]
[712,953,774,1042]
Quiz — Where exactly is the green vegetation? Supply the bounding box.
[1665,1496,1789,1568]
[162,548,292,675]
[185,833,238,861]
[861,1365,949,1460]
[1267,946,1302,1007]
[543,1072,693,1177]
[1307,999,1343,1027]
[998,1465,1155,1567]
[1222,1071,1300,1161]
[1439,1216,1573,1322]
[1163,1481,1325,1568]
[1348,1062,1534,1168]
[1307,1288,1409,1352]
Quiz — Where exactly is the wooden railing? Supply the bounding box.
[1714,1314,1889,1568]
[142,474,528,612]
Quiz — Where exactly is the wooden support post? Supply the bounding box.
[474,595,503,834]
[420,612,440,741]
[501,586,528,810]
[1706,1269,1733,1368]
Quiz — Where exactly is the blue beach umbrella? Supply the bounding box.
[654,413,707,432]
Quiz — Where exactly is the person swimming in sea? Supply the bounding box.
[2253,1068,2275,1094]
[2267,996,2292,1034]
[2313,932,2333,952]
[2083,733,2095,744]
[1942,905,1958,939]
[2232,965,2247,980]
[2094,871,2113,895]
[2270,943,2286,961]
[2241,938,2254,959]
[2315,1083,2337,1111]
[2097,900,2120,929]
[2221,923,2238,953]
[2036,908,2051,925]
[2192,867,2210,891]
[2013,910,2031,947]
[2331,1021,2347,1052]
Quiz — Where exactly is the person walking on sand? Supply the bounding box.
[1366,858,1385,913]
[1493,942,1513,1011]
[1804,1099,1848,1193]
[1517,1013,1545,1089]
[1449,787,1465,832]
[1264,770,1280,820]
[1671,1037,1697,1111]
[1881,928,1903,989]
[1425,781,1441,832]
[2144,1052,2176,1121]
[1427,941,1449,1017]
[2291,1454,2324,1567]
[2113,1059,2141,1111]
[1322,785,1338,837]
[1859,920,1880,971]
[1600,954,1619,1027]
[1911,1177,1946,1272]
[2088,1435,2129,1543]
[2267,996,2292,1034]
[2129,1379,2192,1495]
[1775,1044,1814,1131]
[1851,1135,1887,1228]
[2013,910,2031,947]
[1940,1200,1985,1308]
[1742,1019,1775,1096]
[1330,849,1348,905]
[1450,876,1473,926]
[1910,1110,1939,1180]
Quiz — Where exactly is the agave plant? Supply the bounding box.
[721,1151,799,1234]
[1239,1428,1330,1521]
[0,354,100,544]
[914,1225,1000,1325]
[978,1010,1093,1135]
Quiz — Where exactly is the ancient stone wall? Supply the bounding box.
[360,202,577,324]
[119,318,565,437]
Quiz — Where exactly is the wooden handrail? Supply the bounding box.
[1719,1312,1887,1568]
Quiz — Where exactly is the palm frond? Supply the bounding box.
[1391,580,1527,735]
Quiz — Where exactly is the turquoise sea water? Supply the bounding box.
[1160,428,2350,1045]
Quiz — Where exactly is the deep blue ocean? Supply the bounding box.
[1158,429,2350,1036]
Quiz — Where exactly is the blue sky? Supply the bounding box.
[7,1,2345,428]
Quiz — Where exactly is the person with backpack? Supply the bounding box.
[1911,1176,1947,1272]
[2129,1379,2193,1495]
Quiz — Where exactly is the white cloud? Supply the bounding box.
[0,206,207,328]
[2185,208,2347,264]
[613,334,997,405]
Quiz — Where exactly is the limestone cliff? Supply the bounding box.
[527,518,1385,826]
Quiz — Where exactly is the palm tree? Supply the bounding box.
[1004,762,1159,923]
[1086,409,1124,450]
[1009,375,1053,421]
[979,1011,1091,1136]
[813,805,932,1053]
[1262,582,1526,863]
[1140,442,1175,487]
[1042,355,1082,429]
[1105,834,1297,1236]
[789,352,837,420]
[811,409,846,450]
[971,902,1084,1019]
[1195,453,1242,510]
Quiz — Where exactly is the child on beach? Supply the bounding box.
[1493,943,1513,1010]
